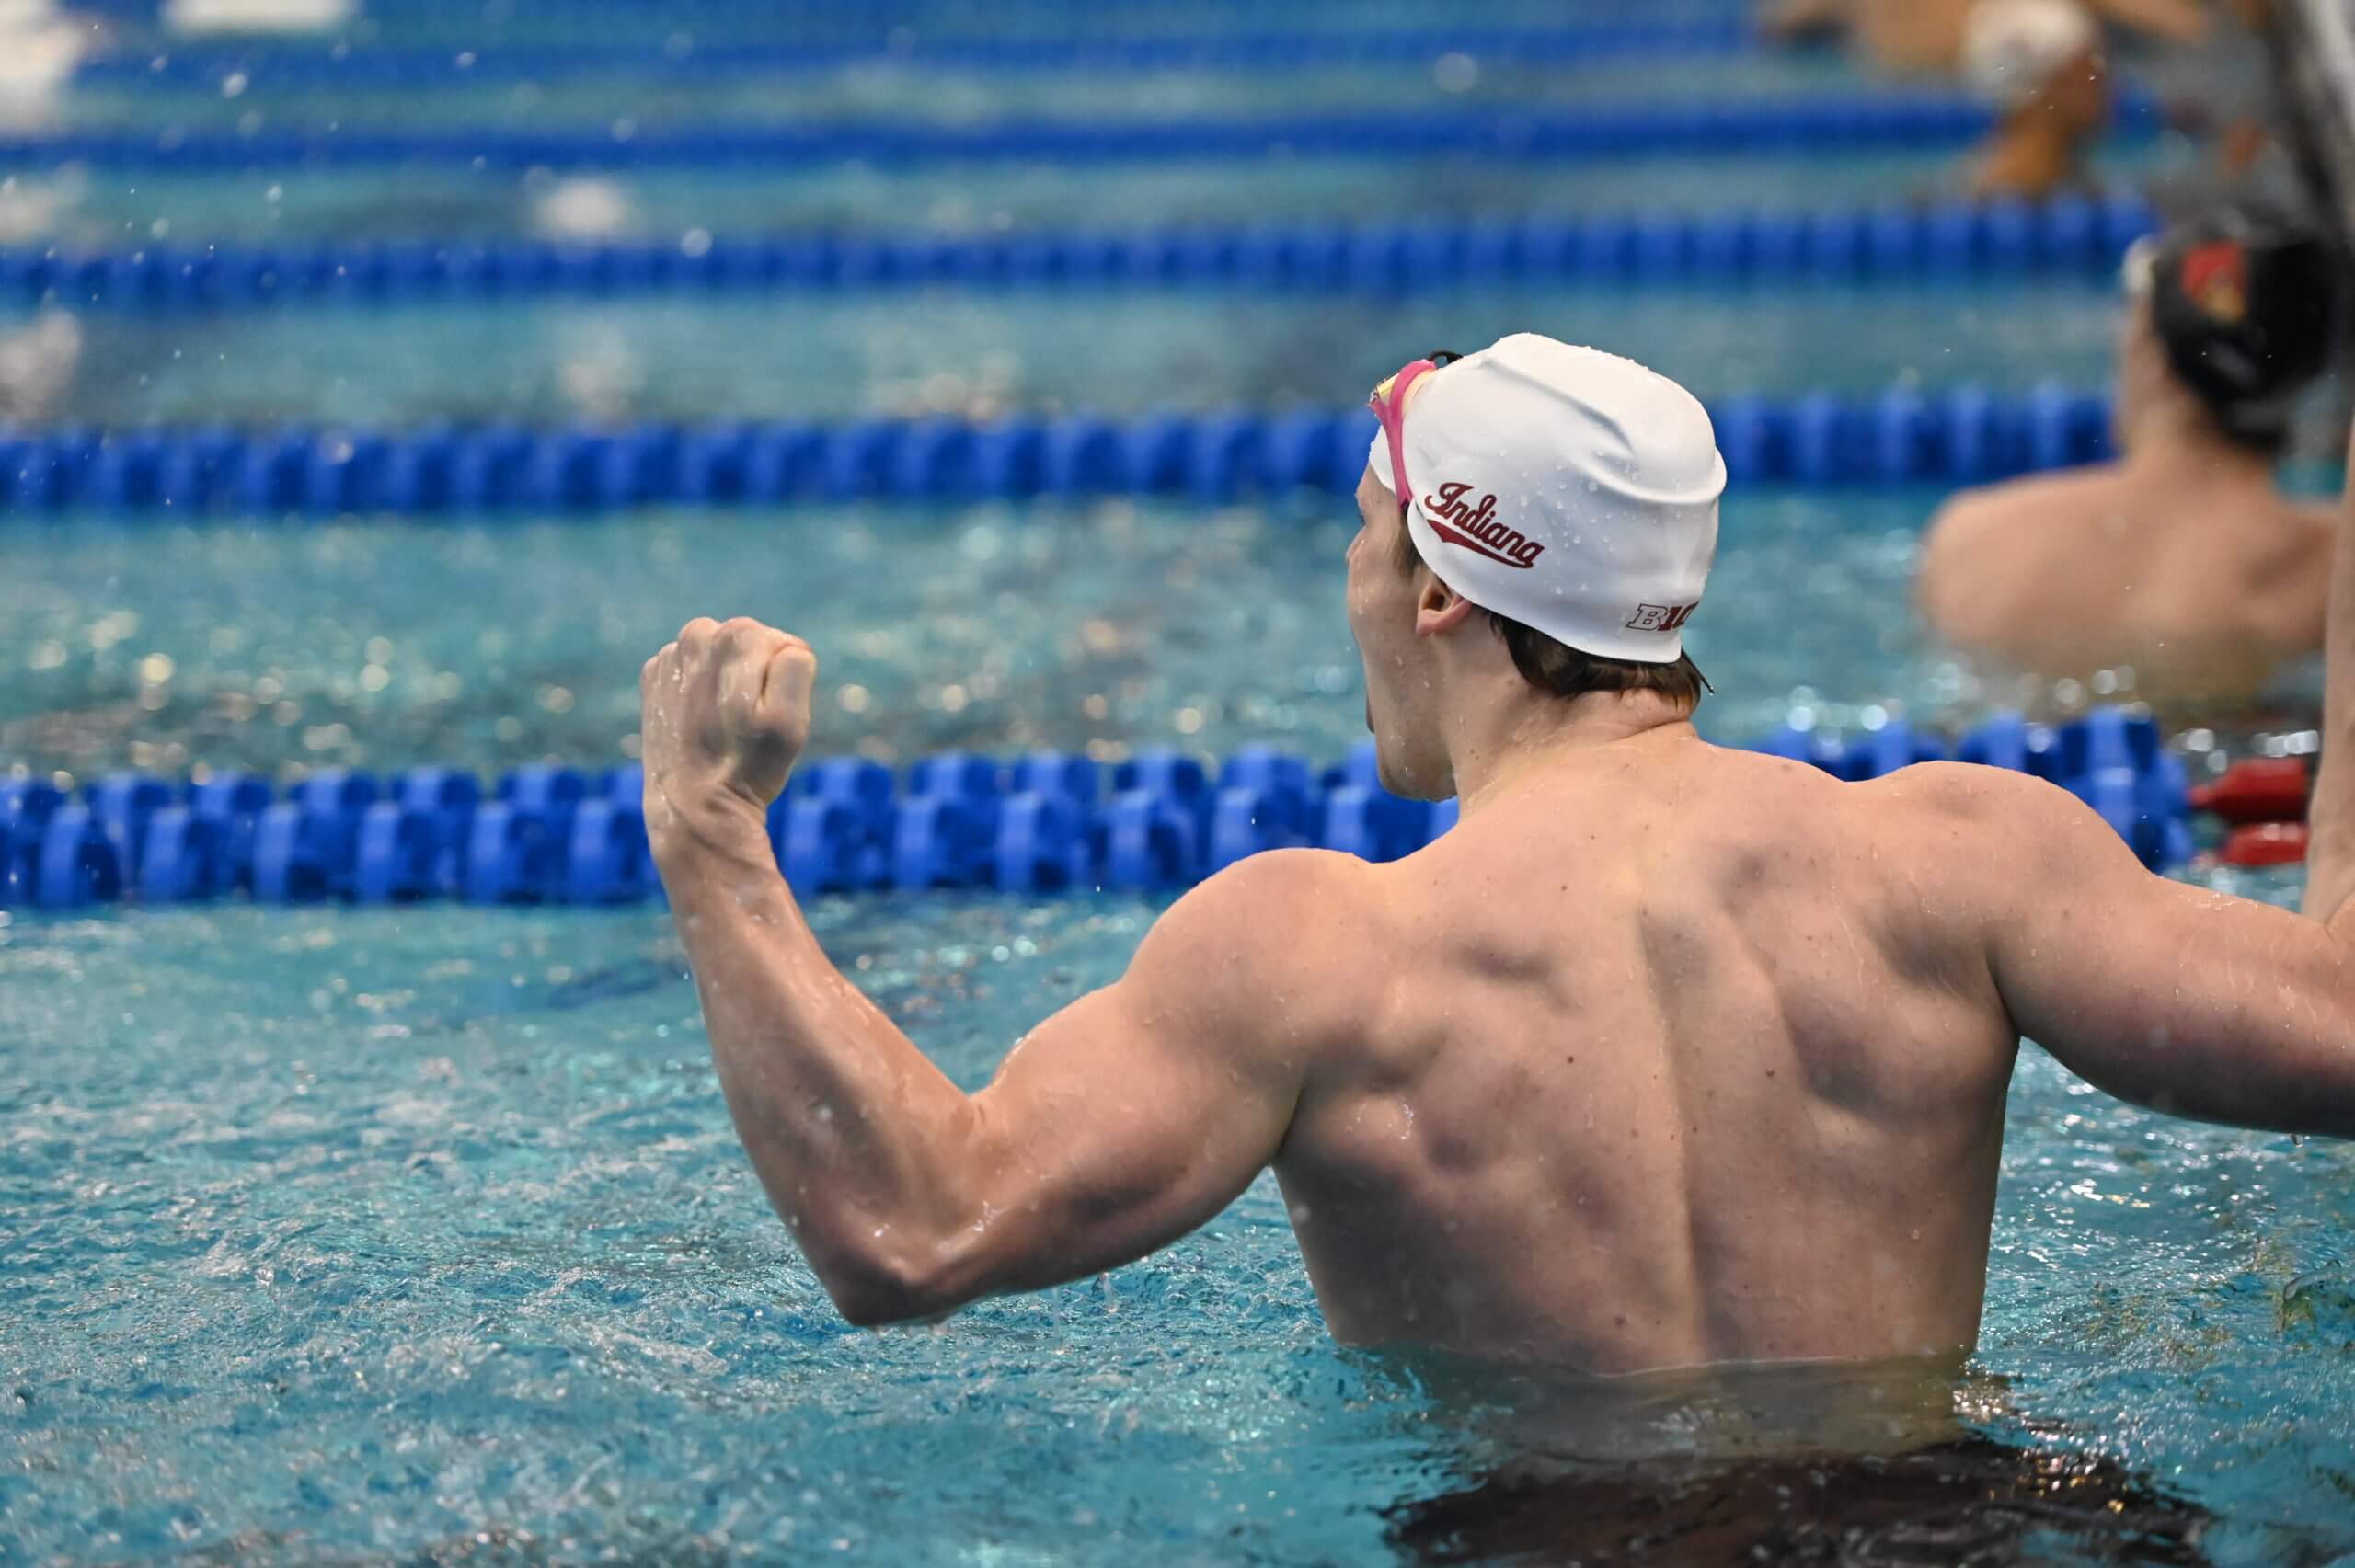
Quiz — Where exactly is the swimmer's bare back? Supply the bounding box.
[1212,735,2354,1368]
[638,462,2355,1377]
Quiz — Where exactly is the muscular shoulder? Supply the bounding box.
[1123,848,1389,1057]
[1863,759,2064,824]
[1857,761,2138,898]
[1142,848,1382,956]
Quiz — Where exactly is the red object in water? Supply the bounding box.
[2220,822,2311,868]
[2189,758,2311,825]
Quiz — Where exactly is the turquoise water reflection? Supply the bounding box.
[2,869,2349,1562]
[0,493,1975,781]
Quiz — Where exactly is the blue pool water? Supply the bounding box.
[1,489,1996,782]
[5,875,2352,1564]
[7,4,2354,1562]
[17,281,2122,429]
[0,148,2188,251]
[8,482,2351,1563]
[79,0,1759,31]
[59,57,1873,132]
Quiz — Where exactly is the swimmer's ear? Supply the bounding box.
[1414,576,1481,639]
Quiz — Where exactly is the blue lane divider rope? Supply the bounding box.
[0,91,2161,170]
[0,388,2116,518]
[0,708,2190,911]
[93,24,1759,86]
[52,0,1778,25]
[8,194,2161,314]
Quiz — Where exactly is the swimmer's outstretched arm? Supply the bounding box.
[639,618,1356,1328]
[1947,419,2355,1137]
[2306,417,2355,922]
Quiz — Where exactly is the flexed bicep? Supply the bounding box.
[953,983,1299,1296]
[912,851,1375,1309]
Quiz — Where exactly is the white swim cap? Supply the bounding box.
[1964,0,2099,111]
[1368,333,1724,664]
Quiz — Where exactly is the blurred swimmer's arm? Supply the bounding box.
[1761,0,1847,40]
[2307,418,2355,921]
[1962,768,2355,1137]
[939,849,1367,1307]
[2086,0,2211,44]
[641,618,1006,1327]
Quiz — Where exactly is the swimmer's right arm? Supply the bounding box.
[941,849,1367,1307]
[776,849,1359,1324]
[639,616,1365,1327]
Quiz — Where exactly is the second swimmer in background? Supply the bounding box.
[1917,205,2338,712]
[1761,0,2206,75]
[1960,0,2114,200]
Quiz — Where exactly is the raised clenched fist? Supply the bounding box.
[639,617,817,838]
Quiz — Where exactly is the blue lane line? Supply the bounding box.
[0,709,2188,911]
[85,24,1761,86]
[0,92,2163,169]
[0,194,2161,313]
[67,0,1759,20]
[0,387,2116,518]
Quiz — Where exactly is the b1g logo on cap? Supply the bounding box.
[1419,481,1545,569]
[1626,602,1696,634]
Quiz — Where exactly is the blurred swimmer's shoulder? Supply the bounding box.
[1926,463,2130,541]
[1916,464,2123,620]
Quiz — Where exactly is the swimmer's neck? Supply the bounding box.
[1446,691,1697,818]
[2116,395,2279,486]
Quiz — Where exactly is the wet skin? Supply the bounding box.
[638,419,2355,1373]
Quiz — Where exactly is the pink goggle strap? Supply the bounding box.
[1369,359,1437,515]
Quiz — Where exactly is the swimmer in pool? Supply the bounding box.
[1762,0,2205,76]
[1962,0,2116,200]
[640,330,2355,1371]
[1919,206,2338,712]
